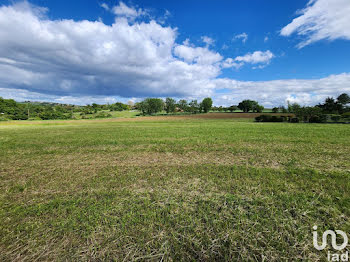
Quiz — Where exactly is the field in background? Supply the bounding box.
[73,110,140,119]
[1,116,349,261]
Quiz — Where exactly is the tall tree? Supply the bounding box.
[319,97,341,114]
[200,97,213,113]
[228,105,238,112]
[177,99,188,112]
[189,100,200,114]
[337,93,350,105]
[142,98,164,115]
[238,100,258,113]
[165,98,176,114]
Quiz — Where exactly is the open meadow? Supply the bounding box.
[1,114,350,261]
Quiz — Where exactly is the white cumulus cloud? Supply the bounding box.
[0,1,223,100]
[201,36,215,46]
[213,73,350,106]
[112,1,146,20]
[222,51,274,69]
[174,44,222,65]
[234,50,274,64]
[100,3,109,11]
[0,1,348,107]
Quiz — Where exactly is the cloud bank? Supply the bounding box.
[213,73,350,107]
[0,1,348,106]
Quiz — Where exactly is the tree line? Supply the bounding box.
[1,93,349,122]
[0,98,130,120]
[134,97,213,115]
[257,93,350,123]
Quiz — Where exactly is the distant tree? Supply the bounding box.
[189,100,200,114]
[295,106,323,122]
[254,105,264,113]
[165,98,177,114]
[109,102,128,111]
[135,101,147,115]
[238,100,259,113]
[91,103,100,113]
[140,98,164,115]
[287,102,301,114]
[337,93,350,105]
[218,106,224,112]
[279,106,288,113]
[331,115,341,122]
[272,107,279,113]
[228,105,238,112]
[200,97,213,113]
[318,97,341,114]
[177,99,188,112]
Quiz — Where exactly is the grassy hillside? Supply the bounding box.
[0,117,349,261]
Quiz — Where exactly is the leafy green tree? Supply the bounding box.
[110,102,128,111]
[165,98,177,114]
[136,98,164,115]
[287,102,301,114]
[331,115,341,122]
[318,97,341,114]
[200,97,213,113]
[254,105,264,113]
[279,106,287,113]
[91,103,100,113]
[295,106,323,122]
[228,105,238,112]
[135,101,147,115]
[238,100,258,113]
[189,100,200,114]
[147,98,164,114]
[337,93,350,105]
[272,107,279,113]
[177,100,188,112]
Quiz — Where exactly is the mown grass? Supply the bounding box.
[0,117,349,261]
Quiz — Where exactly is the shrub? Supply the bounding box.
[95,112,112,118]
[290,117,299,123]
[0,116,9,121]
[271,116,284,122]
[342,112,350,119]
[330,115,341,122]
[309,115,327,123]
[255,115,284,122]
[255,116,262,122]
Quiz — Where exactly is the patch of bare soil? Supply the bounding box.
[185,113,294,119]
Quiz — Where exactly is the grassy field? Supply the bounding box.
[1,115,349,261]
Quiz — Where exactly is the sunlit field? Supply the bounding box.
[1,115,349,261]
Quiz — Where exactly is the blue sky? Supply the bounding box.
[0,0,349,106]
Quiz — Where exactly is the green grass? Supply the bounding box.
[0,118,349,261]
